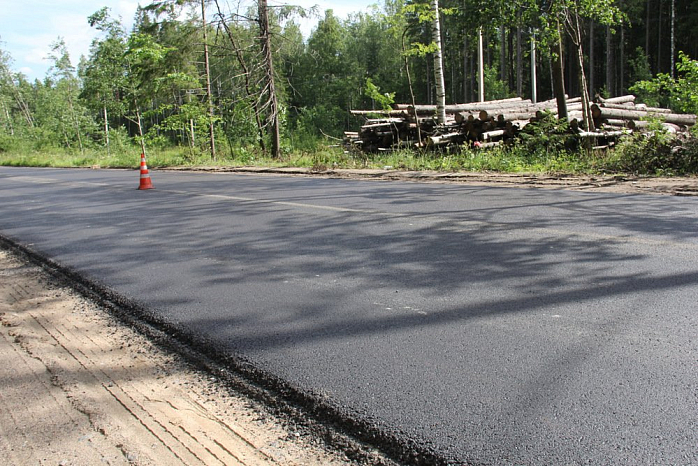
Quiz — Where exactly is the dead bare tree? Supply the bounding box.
[201,0,216,160]
[257,0,280,158]
[213,0,267,153]
[213,0,280,158]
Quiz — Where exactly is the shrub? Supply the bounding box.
[611,126,698,175]
[630,52,698,114]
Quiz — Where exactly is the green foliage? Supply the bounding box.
[630,52,698,114]
[516,111,580,156]
[482,65,514,101]
[610,129,698,175]
[364,78,395,111]
[627,47,653,84]
[2,0,698,177]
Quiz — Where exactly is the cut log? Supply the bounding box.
[633,104,672,113]
[350,110,408,117]
[601,102,642,110]
[591,104,696,126]
[454,112,477,124]
[552,103,583,114]
[495,111,538,122]
[427,132,462,145]
[577,130,628,138]
[364,118,405,125]
[394,96,524,111]
[474,141,502,148]
[481,129,506,141]
[406,100,535,115]
[596,95,636,104]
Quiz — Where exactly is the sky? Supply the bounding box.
[0,0,377,81]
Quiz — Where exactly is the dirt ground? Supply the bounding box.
[176,166,698,197]
[0,249,362,466]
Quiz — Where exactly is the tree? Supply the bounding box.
[46,39,92,153]
[200,0,216,159]
[431,0,447,123]
[257,0,281,158]
[123,33,174,155]
[630,51,698,114]
[81,7,128,154]
[0,46,35,131]
[537,0,625,129]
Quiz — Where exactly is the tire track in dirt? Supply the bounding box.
[0,249,358,466]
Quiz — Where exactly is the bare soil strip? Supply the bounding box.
[0,248,356,466]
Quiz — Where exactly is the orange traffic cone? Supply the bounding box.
[138,153,154,190]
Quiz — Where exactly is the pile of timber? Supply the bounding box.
[345,95,697,152]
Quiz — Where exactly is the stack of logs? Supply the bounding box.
[345,95,697,152]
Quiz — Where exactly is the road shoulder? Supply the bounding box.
[0,249,355,466]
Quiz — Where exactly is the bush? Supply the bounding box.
[611,127,698,175]
[630,52,698,114]
[515,111,580,157]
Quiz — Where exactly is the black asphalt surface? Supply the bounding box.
[1,166,697,465]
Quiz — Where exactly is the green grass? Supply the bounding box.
[0,144,606,174]
[2,134,696,177]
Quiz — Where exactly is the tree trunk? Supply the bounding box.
[516,23,522,96]
[508,26,514,90]
[215,0,266,154]
[2,100,14,135]
[478,27,485,102]
[589,20,595,98]
[258,0,280,158]
[619,26,625,93]
[431,0,447,124]
[402,29,422,145]
[551,21,567,119]
[201,0,216,160]
[657,0,662,72]
[470,44,476,102]
[1,68,34,128]
[576,44,594,130]
[135,107,147,157]
[103,105,110,156]
[426,57,432,105]
[530,32,537,103]
[645,0,651,59]
[66,86,84,155]
[670,0,675,78]
[500,27,506,83]
[463,34,469,103]
[606,25,614,97]
[567,12,594,130]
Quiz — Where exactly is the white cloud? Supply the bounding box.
[0,0,140,80]
[0,0,376,80]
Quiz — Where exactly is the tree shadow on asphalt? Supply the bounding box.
[3,170,698,463]
[3,173,698,347]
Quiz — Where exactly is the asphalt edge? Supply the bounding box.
[0,233,471,466]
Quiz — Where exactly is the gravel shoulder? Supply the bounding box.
[0,248,359,466]
[170,166,698,196]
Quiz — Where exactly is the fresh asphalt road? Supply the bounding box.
[1,166,697,465]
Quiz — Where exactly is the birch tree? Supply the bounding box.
[431,0,447,124]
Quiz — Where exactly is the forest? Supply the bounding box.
[1,0,697,174]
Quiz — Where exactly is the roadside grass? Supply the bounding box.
[1,144,593,174]
[1,132,696,176]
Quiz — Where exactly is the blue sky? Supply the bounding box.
[0,0,377,81]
